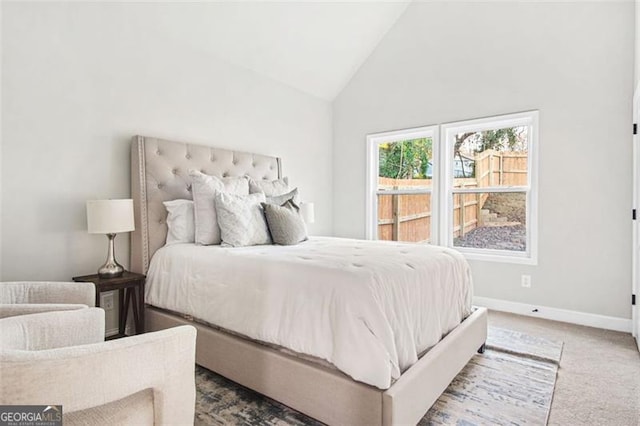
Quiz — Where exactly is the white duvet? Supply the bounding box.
[145,237,473,389]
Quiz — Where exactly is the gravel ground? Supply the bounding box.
[454,224,526,251]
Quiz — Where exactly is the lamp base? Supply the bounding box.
[98,262,125,279]
[97,233,125,279]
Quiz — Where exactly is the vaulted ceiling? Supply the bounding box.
[133,1,411,100]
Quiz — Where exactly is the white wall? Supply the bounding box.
[636,0,639,88]
[0,1,3,279]
[333,2,634,319]
[2,3,333,328]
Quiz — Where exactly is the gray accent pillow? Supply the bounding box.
[248,176,289,196]
[265,188,299,206]
[262,200,308,246]
[215,192,271,247]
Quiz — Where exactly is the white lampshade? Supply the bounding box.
[87,199,135,234]
[300,202,315,224]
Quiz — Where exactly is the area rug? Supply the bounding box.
[194,327,563,426]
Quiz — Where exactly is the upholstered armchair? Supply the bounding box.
[0,281,197,425]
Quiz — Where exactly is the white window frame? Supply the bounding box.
[440,111,539,265]
[365,125,440,241]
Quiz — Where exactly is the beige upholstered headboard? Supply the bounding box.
[130,135,282,274]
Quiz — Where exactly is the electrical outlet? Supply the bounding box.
[101,293,114,310]
[521,275,531,288]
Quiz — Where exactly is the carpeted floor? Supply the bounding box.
[488,311,640,426]
[195,326,563,425]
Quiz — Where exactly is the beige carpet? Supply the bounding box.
[488,311,640,426]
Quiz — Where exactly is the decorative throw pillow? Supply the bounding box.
[248,176,289,196]
[262,200,308,246]
[265,188,299,206]
[163,199,195,245]
[215,192,271,247]
[190,171,249,245]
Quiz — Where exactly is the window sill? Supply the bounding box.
[454,248,538,265]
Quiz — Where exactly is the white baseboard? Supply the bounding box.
[474,296,632,333]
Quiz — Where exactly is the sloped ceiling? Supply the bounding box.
[134,1,411,100]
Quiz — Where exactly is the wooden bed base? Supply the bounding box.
[146,305,488,426]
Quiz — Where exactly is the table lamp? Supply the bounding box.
[87,199,135,278]
[300,202,315,224]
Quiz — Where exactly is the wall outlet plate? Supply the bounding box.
[101,293,114,310]
[521,275,532,288]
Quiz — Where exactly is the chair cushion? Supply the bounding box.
[0,308,105,351]
[0,282,95,306]
[0,303,88,319]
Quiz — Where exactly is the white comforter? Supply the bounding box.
[145,237,473,389]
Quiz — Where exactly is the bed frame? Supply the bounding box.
[130,135,487,426]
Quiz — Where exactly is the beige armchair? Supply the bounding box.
[0,281,197,425]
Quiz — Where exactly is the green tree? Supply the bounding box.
[454,127,526,178]
[379,138,432,179]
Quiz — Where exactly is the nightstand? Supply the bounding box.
[73,271,145,339]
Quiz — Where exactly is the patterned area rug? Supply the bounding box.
[195,327,563,426]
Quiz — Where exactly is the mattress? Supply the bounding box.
[145,237,473,389]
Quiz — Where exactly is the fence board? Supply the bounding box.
[376,150,527,242]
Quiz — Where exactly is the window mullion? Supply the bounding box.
[451,186,529,194]
[376,190,432,196]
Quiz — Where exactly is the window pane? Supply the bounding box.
[452,126,528,188]
[377,193,432,243]
[378,138,433,190]
[452,192,526,252]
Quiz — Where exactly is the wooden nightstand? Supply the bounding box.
[73,271,146,339]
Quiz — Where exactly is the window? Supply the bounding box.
[366,126,438,243]
[366,111,538,264]
[441,112,538,263]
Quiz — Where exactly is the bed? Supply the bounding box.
[130,135,487,425]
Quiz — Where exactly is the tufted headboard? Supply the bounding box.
[130,135,282,274]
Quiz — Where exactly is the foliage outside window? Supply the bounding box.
[378,138,433,180]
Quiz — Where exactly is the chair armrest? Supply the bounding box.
[0,303,88,319]
[0,282,96,306]
[0,308,105,350]
[0,325,197,425]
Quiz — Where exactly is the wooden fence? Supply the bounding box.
[474,149,528,188]
[377,187,433,242]
[377,150,527,242]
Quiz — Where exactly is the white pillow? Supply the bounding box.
[215,192,271,247]
[163,199,195,245]
[248,176,289,196]
[190,171,249,245]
